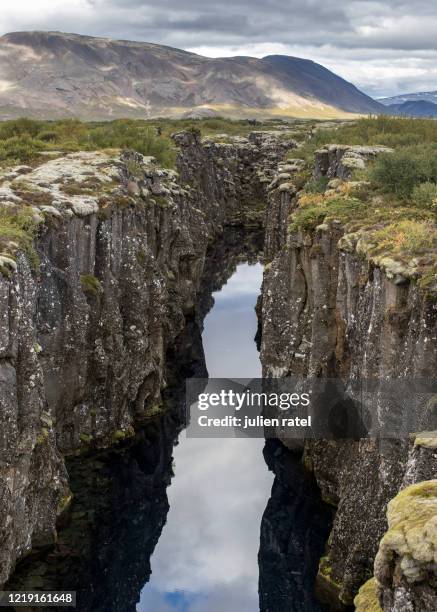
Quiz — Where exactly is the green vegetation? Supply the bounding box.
[354,578,382,612]
[0,118,177,168]
[308,115,437,149]
[80,274,102,296]
[412,182,437,210]
[0,116,288,169]
[370,145,437,199]
[287,117,437,289]
[286,115,437,169]
[369,220,435,258]
[290,195,364,231]
[0,204,40,272]
[303,176,329,194]
[79,433,93,444]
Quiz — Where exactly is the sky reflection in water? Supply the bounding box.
[138,262,273,611]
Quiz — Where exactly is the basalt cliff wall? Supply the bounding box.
[0,129,295,585]
[260,145,437,610]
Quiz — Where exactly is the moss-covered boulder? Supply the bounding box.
[357,480,437,611]
[354,577,382,612]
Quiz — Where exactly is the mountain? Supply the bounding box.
[379,90,437,106]
[0,31,384,120]
[384,99,437,118]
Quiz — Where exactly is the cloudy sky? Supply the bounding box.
[1,0,437,97]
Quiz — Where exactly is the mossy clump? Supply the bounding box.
[80,274,102,297]
[316,554,348,606]
[414,430,437,449]
[111,427,135,443]
[125,160,145,180]
[375,480,437,584]
[61,177,106,197]
[304,176,329,194]
[143,403,164,421]
[289,196,366,232]
[57,493,73,516]
[367,219,436,259]
[79,433,93,444]
[0,204,40,272]
[151,194,171,208]
[354,578,382,612]
[112,430,126,442]
[36,427,50,445]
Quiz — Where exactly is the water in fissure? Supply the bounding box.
[138,262,272,612]
[6,247,331,612]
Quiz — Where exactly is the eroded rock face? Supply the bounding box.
[314,144,392,180]
[375,479,437,611]
[260,151,437,606]
[0,129,295,585]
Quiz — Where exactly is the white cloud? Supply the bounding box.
[138,437,273,610]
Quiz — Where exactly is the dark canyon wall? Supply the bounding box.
[0,129,295,586]
[260,145,437,610]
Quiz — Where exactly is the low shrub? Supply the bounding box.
[369,220,436,257]
[304,177,329,194]
[289,196,366,232]
[411,182,437,210]
[370,145,437,198]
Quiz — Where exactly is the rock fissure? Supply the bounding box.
[0,128,296,586]
[260,142,437,610]
[1,125,436,612]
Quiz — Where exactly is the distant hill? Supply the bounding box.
[379,90,437,105]
[0,31,384,120]
[384,99,437,118]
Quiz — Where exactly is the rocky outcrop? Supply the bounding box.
[375,478,437,611]
[356,477,437,612]
[0,129,295,585]
[6,225,264,607]
[260,149,437,606]
[314,144,392,180]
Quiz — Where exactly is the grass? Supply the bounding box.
[303,176,329,194]
[0,204,40,272]
[287,115,437,160]
[368,220,436,258]
[0,115,435,288]
[307,115,437,149]
[0,116,293,169]
[285,117,437,289]
[289,195,366,232]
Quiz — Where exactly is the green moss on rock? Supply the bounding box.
[79,433,93,444]
[414,430,437,449]
[80,274,102,297]
[354,578,382,612]
[374,479,437,585]
[315,555,343,606]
